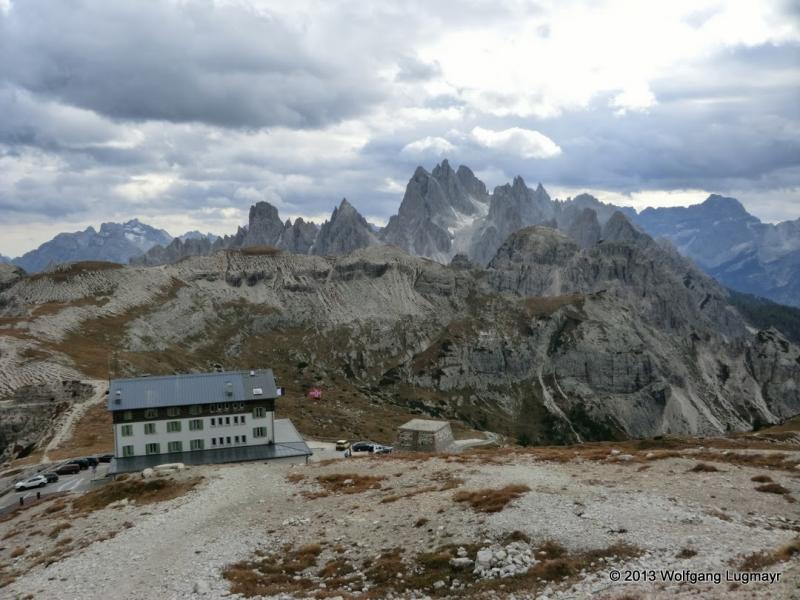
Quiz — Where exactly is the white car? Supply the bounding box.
[14,474,48,491]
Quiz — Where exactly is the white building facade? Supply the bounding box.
[108,370,281,462]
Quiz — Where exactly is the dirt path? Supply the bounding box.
[42,379,107,463]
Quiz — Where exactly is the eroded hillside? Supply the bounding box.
[1,220,798,458]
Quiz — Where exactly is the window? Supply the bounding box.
[253,427,267,438]
[253,406,266,419]
[122,445,134,457]
[190,439,204,451]
[240,415,246,425]
[211,438,216,446]
[234,435,240,443]
[167,441,183,453]
[145,409,158,419]
[144,423,156,435]
[167,407,180,417]
[233,416,238,424]
[121,424,133,437]
[189,405,201,416]
[225,416,230,425]
[145,443,160,455]
[242,435,247,443]
[123,411,133,421]
[226,436,231,444]
[167,421,181,433]
[189,419,203,431]
[210,417,216,427]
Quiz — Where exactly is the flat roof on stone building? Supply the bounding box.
[398,419,451,432]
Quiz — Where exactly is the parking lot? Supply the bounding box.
[0,461,110,514]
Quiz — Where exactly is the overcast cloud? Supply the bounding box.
[0,0,798,256]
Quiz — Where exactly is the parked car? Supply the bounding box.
[83,456,99,467]
[55,463,80,475]
[43,472,59,483]
[68,458,89,470]
[14,474,48,490]
[372,444,394,454]
[350,441,374,453]
[98,454,114,463]
[335,440,351,451]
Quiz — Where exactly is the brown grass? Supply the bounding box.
[754,482,790,495]
[453,484,530,513]
[751,474,773,483]
[48,522,72,539]
[286,472,305,484]
[9,547,25,558]
[738,538,800,571]
[72,476,202,513]
[223,543,323,596]
[315,473,385,495]
[688,462,720,472]
[28,261,123,282]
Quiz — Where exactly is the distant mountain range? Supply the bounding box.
[3,160,798,307]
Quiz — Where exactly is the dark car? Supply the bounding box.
[350,441,374,453]
[83,456,99,467]
[55,463,80,475]
[68,458,89,470]
[98,454,114,463]
[43,472,59,483]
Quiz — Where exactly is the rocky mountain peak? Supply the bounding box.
[602,211,645,243]
[312,199,380,257]
[566,207,602,249]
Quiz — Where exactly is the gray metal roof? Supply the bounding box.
[108,369,278,411]
[398,419,451,432]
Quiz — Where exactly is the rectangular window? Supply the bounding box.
[233,416,238,424]
[121,424,133,437]
[242,435,247,443]
[210,417,216,426]
[253,427,267,438]
[123,411,133,421]
[166,421,181,433]
[145,443,160,455]
[167,441,182,453]
[189,405,201,416]
[253,406,266,419]
[211,438,216,446]
[225,417,230,425]
[234,435,240,443]
[144,423,156,435]
[190,439,204,451]
[226,436,231,444]
[145,408,158,419]
[122,445,134,457]
[189,419,203,431]
[240,415,245,425]
[167,407,180,417]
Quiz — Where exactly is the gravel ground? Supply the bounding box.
[2,449,799,600]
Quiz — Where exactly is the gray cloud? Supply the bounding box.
[0,0,385,129]
[0,0,798,256]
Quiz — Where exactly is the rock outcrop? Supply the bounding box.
[312,199,380,256]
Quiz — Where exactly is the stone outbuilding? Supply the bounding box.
[396,419,454,452]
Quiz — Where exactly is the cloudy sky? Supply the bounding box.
[1,0,798,256]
